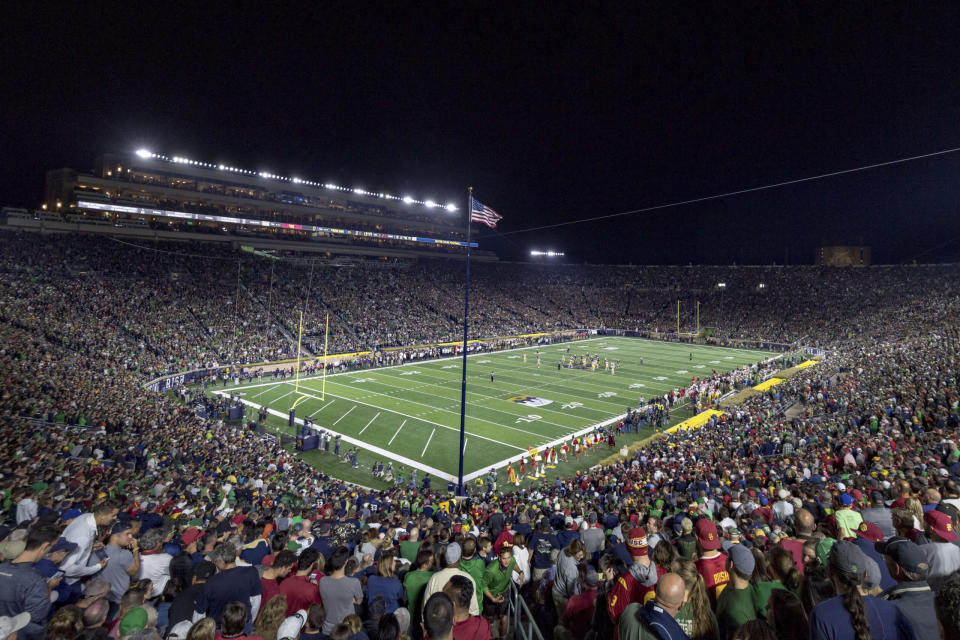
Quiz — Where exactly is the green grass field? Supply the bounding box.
[213,337,775,485]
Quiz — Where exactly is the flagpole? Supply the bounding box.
[321,313,329,401]
[456,187,473,497]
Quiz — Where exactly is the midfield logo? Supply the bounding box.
[507,395,553,407]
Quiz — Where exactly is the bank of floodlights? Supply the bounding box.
[131,149,457,212]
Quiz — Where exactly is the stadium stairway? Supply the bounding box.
[241,282,315,358]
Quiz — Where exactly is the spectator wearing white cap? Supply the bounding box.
[0,613,31,640]
[421,543,480,617]
[0,525,60,640]
[773,489,795,523]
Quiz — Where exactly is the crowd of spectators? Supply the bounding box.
[2,229,960,640]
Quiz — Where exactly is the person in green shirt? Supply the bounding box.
[482,545,523,639]
[672,556,721,640]
[399,527,422,564]
[403,548,435,634]
[458,537,487,612]
[716,544,764,639]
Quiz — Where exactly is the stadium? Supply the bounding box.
[3,6,960,640]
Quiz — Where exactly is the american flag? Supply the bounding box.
[470,197,502,229]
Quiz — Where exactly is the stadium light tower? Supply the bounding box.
[135,149,152,158]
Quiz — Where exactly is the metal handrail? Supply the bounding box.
[505,581,544,640]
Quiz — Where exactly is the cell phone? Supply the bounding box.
[48,571,64,582]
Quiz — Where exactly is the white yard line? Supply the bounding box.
[462,437,468,455]
[388,420,407,445]
[286,388,525,451]
[374,365,625,414]
[273,389,296,404]
[215,336,773,479]
[332,406,356,425]
[421,429,436,457]
[358,412,381,435]
[311,378,576,437]
[227,396,451,478]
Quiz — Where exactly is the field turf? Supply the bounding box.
[213,337,775,486]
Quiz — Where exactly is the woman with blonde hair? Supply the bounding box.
[46,606,83,640]
[671,556,720,640]
[185,618,215,640]
[367,553,405,614]
[356,528,378,561]
[253,594,288,640]
[904,498,925,534]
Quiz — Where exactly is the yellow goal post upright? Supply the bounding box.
[676,299,705,341]
[291,311,329,412]
[291,310,309,410]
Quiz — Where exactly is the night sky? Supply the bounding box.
[4,4,960,264]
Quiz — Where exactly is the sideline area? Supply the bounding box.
[600,358,819,466]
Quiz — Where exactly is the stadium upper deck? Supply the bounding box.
[35,150,494,260]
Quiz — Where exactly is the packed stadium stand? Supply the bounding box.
[1,223,959,640]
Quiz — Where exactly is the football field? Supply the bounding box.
[217,337,776,481]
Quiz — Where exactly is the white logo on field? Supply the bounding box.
[676,370,688,374]
[399,370,421,376]
[710,360,721,364]
[442,365,458,369]
[561,402,583,409]
[507,355,521,359]
[508,396,554,407]
[653,376,668,381]
[353,378,374,383]
[603,347,619,350]
[693,365,705,369]
[725,356,734,360]
[477,359,491,364]
[629,383,645,389]
[598,391,617,398]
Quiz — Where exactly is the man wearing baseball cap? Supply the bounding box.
[809,541,915,640]
[608,528,658,639]
[853,522,896,591]
[0,525,60,640]
[101,522,140,606]
[921,511,960,592]
[421,543,480,617]
[0,613,31,640]
[876,537,938,640]
[694,519,729,608]
[834,493,864,540]
[717,543,767,639]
